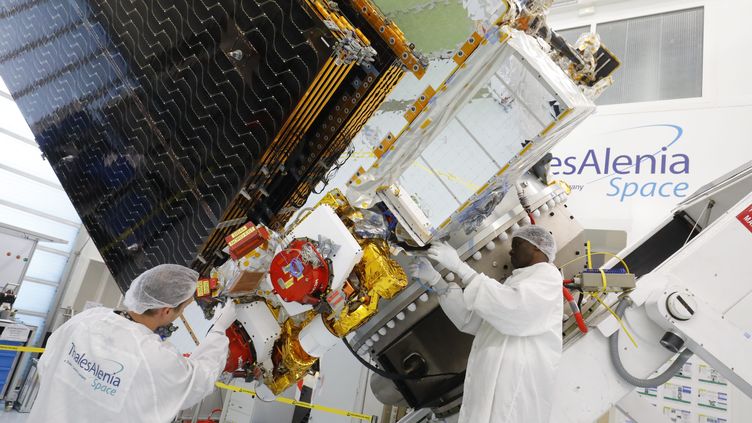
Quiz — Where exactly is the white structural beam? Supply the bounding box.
[45,231,90,332]
[0,127,36,147]
[0,162,63,191]
[36,244,70,257]
[0,221,71,243]
[15,309,47,319]
[0,198,80,228]
[24,276,59,288]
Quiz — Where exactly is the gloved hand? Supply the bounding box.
[427,242,477,283]
[408,257,442,286]
[408,258,447,292]
[212,300,237,332]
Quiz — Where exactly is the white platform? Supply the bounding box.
[0,410,28,423]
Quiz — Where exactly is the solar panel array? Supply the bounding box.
[0,0,409,289]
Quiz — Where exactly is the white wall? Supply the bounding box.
[47,233,124,331]
[548,0,752,244]
[547,1,752,421]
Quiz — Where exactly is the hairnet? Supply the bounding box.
[123,264,199,314]
[512,226,557,262]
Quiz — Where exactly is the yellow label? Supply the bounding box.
[196,280,210,297]
[540,121,557,136]
[496,163,510,176]
[227,228,256,247]
[230,224,253,239]
[227,234,249,248]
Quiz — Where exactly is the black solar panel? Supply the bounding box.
[0,0,418,289]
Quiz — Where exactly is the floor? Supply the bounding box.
[0,409,29,422]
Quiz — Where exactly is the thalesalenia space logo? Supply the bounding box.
[552,124,690,202]
[65,342,125,397]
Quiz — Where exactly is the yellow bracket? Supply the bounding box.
[347,166,367,186]
[453,32,483,65]
[404,86,436,123]
[372,133,396,159]
[349,0,426,78]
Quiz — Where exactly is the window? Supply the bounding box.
[0,76,81,342]
[596,7,704,105]
[14,282,57,314]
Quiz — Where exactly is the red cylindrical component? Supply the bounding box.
[269,239,331,304]
[563,286,588,334]
[224,322,254,373]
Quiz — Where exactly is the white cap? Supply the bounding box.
[123,264,198,313]
[512,226,557,263]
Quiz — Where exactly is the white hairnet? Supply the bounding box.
[123,264,199,313]
[512,226,557,262]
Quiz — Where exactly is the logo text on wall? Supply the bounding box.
[551,124,690,202]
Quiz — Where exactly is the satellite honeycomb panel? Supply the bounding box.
[0,0,416,290]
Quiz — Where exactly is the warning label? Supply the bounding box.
[737,204,752,234]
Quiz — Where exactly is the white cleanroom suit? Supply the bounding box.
[408,226,562,422]
[28,264,235,423]
[439,262,563,423]
[27,306,229,423]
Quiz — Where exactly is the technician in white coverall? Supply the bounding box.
[28,264,237,423]
[410,226,563,423]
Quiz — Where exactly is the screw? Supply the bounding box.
[229,50,244,60]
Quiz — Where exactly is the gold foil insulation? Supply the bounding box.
[317,189,349,211]
[267,317,318,395]
[272,191,410,390]
[328,239,407,337]
[356,239,407,299]
[317,189,365,226]
[329,292,381,337]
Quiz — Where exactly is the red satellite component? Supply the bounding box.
[269,239,331,304]
[224,322,254,374]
